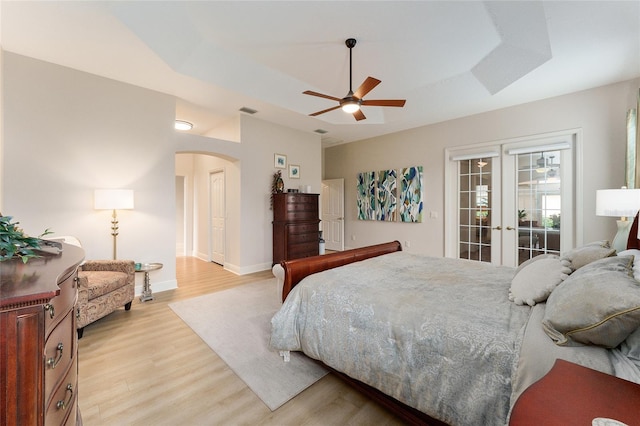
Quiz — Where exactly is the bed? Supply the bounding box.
[270,234,640,425]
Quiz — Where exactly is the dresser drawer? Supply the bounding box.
[45,271,78,336]
[284,194,318,206]
[289,241,320,258]
[44,310,75,399]
[287,232,317,244]
[287,222,319,235]
[284,210,318,221]
[45,355,77,426]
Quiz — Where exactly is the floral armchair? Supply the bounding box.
[76,259,135,338]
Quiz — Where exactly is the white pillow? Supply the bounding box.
[509,257,572,306]
[617,249,640,281]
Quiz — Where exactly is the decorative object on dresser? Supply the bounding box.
[272,192,320,265]
[0,243,85,425]
[0,214,52,263]
[76,259,135,338]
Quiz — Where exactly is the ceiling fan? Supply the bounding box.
[303,38,406,121]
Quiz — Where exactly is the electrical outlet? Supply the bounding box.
[351,235,356,241]
[405,240,411,248]
[430,211,438,219]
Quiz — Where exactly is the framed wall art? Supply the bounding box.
[376,169,397,221]
[274,153,287,169]
[399,166,424,223]
[289,164,300,178]
[357,171,376,220]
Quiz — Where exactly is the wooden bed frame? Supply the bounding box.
[280,240,403,302]
[279,221,640,425]
[279,240,447,425]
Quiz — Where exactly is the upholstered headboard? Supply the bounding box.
[626,213,640,250]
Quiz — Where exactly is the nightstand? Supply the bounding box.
[510,359,640,425]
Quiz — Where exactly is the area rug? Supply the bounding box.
[168,279,328,411]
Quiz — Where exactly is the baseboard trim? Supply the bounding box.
[135,278,177,296]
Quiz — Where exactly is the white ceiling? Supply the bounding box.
[2,1,639,146]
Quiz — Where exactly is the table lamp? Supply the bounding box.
[596,187,640,253]
[94,189,134,259]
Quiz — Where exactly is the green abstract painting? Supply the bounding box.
[400,166,423,222]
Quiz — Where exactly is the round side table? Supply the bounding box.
[136,262,163,302]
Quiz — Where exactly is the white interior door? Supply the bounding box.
[175,176,186,256]
[321,178,344,251]
[209,170,225,265]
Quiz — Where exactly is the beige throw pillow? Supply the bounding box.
[509,257,571,306]
[560,241,615,271]
[542,255,640,348]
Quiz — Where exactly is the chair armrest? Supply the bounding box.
[80,260,135,284]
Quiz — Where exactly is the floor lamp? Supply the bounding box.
[596,187,640,253]
[94,189,134,259]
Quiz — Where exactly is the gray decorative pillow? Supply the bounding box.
[509,257,571,306]
[560,240,615,271]
[617,249,640,281]
[542,255,640,348]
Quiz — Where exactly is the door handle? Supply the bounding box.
[492,226,502,230]
[506,226,515,230]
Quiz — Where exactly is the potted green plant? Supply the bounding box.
[0,214,52,263]
[518,209,528,226]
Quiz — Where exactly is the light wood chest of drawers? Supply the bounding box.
[0,244,84,425]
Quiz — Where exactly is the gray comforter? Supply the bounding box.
[270,252,531,426]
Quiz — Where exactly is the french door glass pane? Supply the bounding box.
[517,150,562,265]
[458,158,492,263]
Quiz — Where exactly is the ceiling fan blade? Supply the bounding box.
[353,109,366,121]
[361,99,406,107]
[309,105,341,117]
[303,90,342,102]
[353,77,381,99]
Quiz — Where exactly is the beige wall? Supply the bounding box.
[2,52,323,294]
[324,78,640,256]
[2,52,178,293]
[176,115,322,274]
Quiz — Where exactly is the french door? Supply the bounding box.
[445,131,579,267]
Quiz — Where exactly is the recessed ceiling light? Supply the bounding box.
[175,120,193,131]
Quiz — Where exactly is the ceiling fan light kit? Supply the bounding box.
[303,38,406,121]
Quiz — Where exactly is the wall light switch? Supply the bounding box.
[430,211,438,219]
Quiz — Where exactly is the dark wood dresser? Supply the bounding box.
[272,193,320,265]
[0,243,85,425]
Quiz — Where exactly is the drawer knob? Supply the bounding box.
[56,383,74,411]
[47,343,64,369]
[44,303,55,319]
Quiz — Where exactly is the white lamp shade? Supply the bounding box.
[595,188,640,217]
[94,189,134,210]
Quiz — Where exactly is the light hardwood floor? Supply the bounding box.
[78,256,404,425]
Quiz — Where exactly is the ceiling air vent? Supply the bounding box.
[314,129,328,134]
[239,107,258,115]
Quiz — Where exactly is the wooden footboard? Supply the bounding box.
[280,240,402,302]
